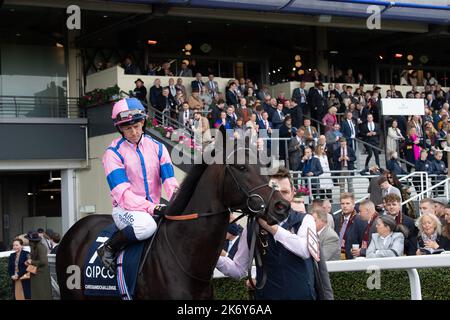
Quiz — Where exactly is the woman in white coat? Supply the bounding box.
[387,119,405,155]
[366,215,408,258]
[314,145,333,199]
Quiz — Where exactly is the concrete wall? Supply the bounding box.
[86,66,233,100]
[4,176,29,242]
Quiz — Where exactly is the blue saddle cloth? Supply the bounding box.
[83,224,145,299]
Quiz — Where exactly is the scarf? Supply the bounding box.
[361,213,378,249]
[339,210,357,249]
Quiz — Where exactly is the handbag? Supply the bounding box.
[26,265,37,274]
[20,272,31,280]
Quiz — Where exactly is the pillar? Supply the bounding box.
[315,27,329,80]
[61,169,77,234]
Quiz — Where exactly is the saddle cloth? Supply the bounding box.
[83,224,145,299]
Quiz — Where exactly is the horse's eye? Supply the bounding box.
[238,165,247,171]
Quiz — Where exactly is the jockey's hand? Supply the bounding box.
[153,204,167,216]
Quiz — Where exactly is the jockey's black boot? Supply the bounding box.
[97,229,135,274]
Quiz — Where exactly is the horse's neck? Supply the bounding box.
[184,165,225,214]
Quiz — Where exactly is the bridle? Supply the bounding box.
[141,147,285,288]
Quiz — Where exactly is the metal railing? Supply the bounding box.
[402,176,450,209]
[302,114,416,169]
[289,171,430,214]
[214,254,450,300]
[0,95,82,118]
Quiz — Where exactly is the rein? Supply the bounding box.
[152,160,277,286]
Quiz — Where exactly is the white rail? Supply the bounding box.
[214,253,450,300]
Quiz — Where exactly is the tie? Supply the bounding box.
[210,81,215,90]
[349,120,355,136]
[223,239,230,252]
[184,111,188,119]
[339,219,349,247]
[265,120,268,129]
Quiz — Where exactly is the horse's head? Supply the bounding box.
[217,127,290,225]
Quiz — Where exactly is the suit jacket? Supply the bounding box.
[360,121,380,145]
[333,213,366,259]
[288,137,305,171]
[178,109,193,126]
[206,80,219,95]
[178,68,193,77]
[298,156,323,177]
[340,119,357,140]
[271,110,285,129]
[387,159,407,175]
[236,107,254,123]
[399,213,418,256]
[292,87,308,105]
[226,89,239,107]
[191,80,205,91]
[155,95,176,113]
[366,233,405,258]
[319,226,341,261]
[332,146,356,170]
[309,88,325,115]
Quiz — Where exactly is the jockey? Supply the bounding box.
[97,98,179,273]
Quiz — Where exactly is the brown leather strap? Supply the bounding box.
[164,213,198,221]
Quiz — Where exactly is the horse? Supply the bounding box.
[56,128,290,299]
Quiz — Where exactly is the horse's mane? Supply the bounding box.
[165,163,208,215]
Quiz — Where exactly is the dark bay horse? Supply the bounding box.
[56,132,290,299]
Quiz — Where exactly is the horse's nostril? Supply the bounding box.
[275,201,289,212]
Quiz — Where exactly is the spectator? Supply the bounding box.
[259,111,272,137]
[419,198,436,216]
[205,74,219,98]
[149,79,162,108]
[387,151,407,175]
[178,62,193,77]
[192,110,212,147]
[443,205,450,246]
[175,78,187,97]
[188,89,202,110]
[245,113,259,142]
[378,176,402,201]
[50,233,60,254]
[8,238,31,300]
[322,107,338,133]
[387,119,405,155]
[288,127,306,171]
[271,103,285,130]
[383,193,417,256]
[209,99,225,125]
[221,223,242,259]
[292,81,308,116]
[357,73,367,85]
[386,170,415,218]
[37,228,51,254]
[351,200,378,258]
[309,82,326,121]
[325,123,343,155]
[303,119,319,148]
[145,63,157,76]
[232,117,246,140]
[334,193,364,259]
[416,213,450,254]
[424,121,439,150]
[361,114,381,169]
[341,111,357,151]
[404,127,421,172]
[191,73,204,92]
[257,84,270,101]
[333,137,356,194]
[200,85,213,109]
[216,167,324,300]
[178,102,193,127]
[167,78,177,100]
[123,57,137,75]
[214,111,231,129]
[158,62,173,76]
[423,72,438,86]
[431,150,448,196]
[157,87,176,115]
[433,199,447,225]
[24,232,52,300]
[226,82,239,107]
[133,78,147,108]
[314,144,333,199]
[279,115,293,162]
[236,98,253,124]
[367,166,386,208]
[344,69,355,83]
[311,208,340,261]
[415,149,433,175]
[244,87,257,109]
[366,215,407,258]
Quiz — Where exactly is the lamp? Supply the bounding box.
[185,43,192,51]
